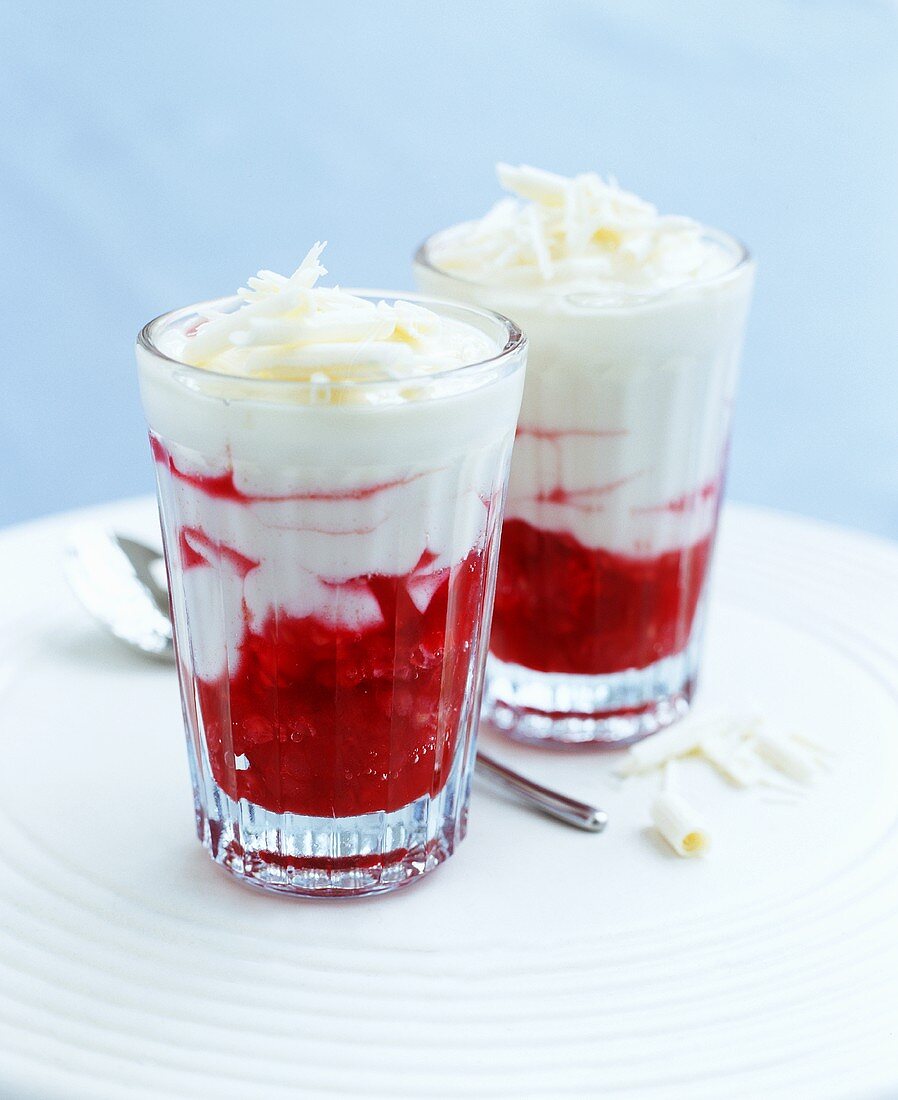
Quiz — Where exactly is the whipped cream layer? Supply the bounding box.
[415,166,754,556]
[139,250,524,681]
[494,291,750,553]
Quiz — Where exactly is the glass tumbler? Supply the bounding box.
[415,231,754,745]
[136,295,526,896]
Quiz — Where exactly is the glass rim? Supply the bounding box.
[137,289,526,392]
[413,223,753,307]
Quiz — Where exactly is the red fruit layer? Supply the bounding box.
[490,519,713,675]
[185,544,489,818]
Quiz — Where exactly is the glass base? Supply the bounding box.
[482,641,699,747]
[193,768,469,899]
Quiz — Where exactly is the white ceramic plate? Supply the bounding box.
[0,498,896,1099]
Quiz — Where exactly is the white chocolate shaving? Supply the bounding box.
[616,715,726,776]
[754,732,817,784]
[651,791,711,858]
[791,732,835,759]
[176,242,495,387]
[428,164,735,293]
[700,733,765,788]
[496,162,569,206]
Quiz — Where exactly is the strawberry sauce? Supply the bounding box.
[490,519,713,675]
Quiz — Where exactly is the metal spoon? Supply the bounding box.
[64,527,607,833]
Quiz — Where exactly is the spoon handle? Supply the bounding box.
[475,750,608,832]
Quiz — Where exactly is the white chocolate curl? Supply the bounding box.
[651,792,711,858]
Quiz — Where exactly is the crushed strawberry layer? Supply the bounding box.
[186,546,489,818]
[490,519,713,675]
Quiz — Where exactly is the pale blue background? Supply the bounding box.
[2,1,897,535]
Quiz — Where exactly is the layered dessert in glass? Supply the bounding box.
[415,167,754,745]
[136,245,526,895]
